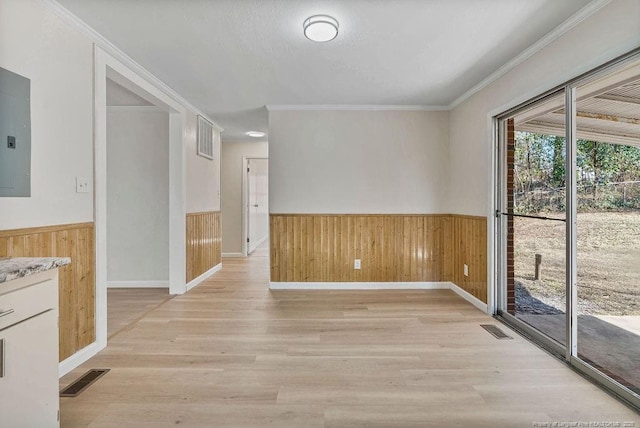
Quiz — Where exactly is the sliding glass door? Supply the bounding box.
[574,63,640,397]
[496,51,640,408]
[499,92,568,348]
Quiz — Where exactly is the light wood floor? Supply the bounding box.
[107,288,172,339]
[61,242,638,427]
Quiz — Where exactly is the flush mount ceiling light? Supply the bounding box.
[303,15,339,42]
[246,131,266,138]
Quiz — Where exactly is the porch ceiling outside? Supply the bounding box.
[516,77,640,146]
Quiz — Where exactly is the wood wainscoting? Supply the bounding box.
[270,214,487,303]
[443,214,488,303]
[0,222,95,361]
[186,211,221,283]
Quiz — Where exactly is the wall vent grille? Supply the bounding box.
[197,115,216,160]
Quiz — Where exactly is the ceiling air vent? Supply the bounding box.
[197,115,216,160]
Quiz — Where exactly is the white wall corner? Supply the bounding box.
[447,282,489,313]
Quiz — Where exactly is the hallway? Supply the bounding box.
[60,242,637,427]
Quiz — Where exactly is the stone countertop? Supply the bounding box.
[0,257,71,283]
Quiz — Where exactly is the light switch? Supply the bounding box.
[464,264,469,277]
[76,176,89,193]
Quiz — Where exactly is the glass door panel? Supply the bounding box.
[501,92,568,346]
[574,68,640,396]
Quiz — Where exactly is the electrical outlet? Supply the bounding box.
[7,136,16,149]
[76,176,89,193]
[354,259,361,270]
[463,264,469,277]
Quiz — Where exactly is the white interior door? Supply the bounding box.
[247,158,269,254]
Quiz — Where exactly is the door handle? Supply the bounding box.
[495,211,566,222]
[253,204,259,208]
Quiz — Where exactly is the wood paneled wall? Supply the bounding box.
[270,214,487,302]
[442,215,488,303]
[270,215,445,283]
[0,223,95,361]
[186,211,221,282]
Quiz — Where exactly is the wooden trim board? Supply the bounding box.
[0,222,94,238]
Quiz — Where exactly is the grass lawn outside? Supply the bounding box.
[514,211,640,316]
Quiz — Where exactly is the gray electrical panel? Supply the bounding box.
[0,66,31,197]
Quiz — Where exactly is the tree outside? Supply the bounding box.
[513,132,640,316]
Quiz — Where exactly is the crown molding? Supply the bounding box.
[106,105,163,112]
[41,0,224,132]
[42,0,612,119]
[266,104,447,112]
[448,0,612,110]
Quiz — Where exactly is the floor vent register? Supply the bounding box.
[60,369,110,397]
[480,324,513,340]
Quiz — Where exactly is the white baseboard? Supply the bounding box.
[269,281,488,313]
[269,282,449,290]
[222,252,244,258]
[107,280,169,288]
[186,263,222,292]
[448,281,489,313]
[59,342,101,378]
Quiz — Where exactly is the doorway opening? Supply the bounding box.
[104,78,172,339]
[243,158,269,256]
[94,46,188,351]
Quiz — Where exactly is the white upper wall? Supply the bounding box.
[0,0,94,229]
[5,0,633,226]
[221,140,268,254]
[107,109,169,281]
[185,111,221,213]
[449,0,640,216]
[0,0,220,230]
[269,110,449,214]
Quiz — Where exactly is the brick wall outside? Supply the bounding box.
[506,119,515,314]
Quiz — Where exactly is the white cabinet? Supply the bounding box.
[0,270,60,428]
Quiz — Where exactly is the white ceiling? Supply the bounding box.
[56,0,594,141]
